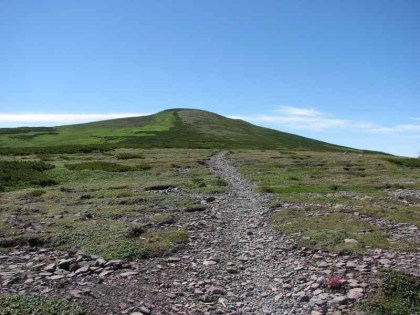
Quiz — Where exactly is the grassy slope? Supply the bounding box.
[0,108,372,152]
[0,110,175,147]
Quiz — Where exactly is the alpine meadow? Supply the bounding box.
[0,109,418,315]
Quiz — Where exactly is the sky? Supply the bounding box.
[1,0,419,156]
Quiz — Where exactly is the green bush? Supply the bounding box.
[0,160,57,190]
[0,144,113,156]
[65,161,150,172]
[116,152,145,160]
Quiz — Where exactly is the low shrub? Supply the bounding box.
[116,152,145,160]
[0,160,57,190]
[145,184,175,191]
[25,189,47,197]
[65,162,151,172]
[0,144,113,156]
[150,213,176,225]
[259,185,274,193]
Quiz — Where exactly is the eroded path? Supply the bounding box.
[1,152,419,314]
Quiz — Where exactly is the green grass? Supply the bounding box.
[359,270,420,315]
[233,149,420,252]
[0,295,86,315]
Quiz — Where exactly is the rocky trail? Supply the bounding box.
[1,152,419,314]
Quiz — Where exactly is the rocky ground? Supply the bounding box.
[1,152,419,314]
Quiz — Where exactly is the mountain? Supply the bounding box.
[0,108,368,152]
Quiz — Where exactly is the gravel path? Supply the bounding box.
[1,152,419,315]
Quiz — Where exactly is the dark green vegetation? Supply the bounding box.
[0,295,87,315]
[115,152,145,160]
[386,157,420,168]
[0,109,376,152]
[233,150,420,253]
[0,127,58,136]
[0,149,226,260]
[64,161,151,172]
[0,144,112,156]
[360,270,420,315]
[0,160,57,191]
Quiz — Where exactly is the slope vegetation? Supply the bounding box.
[0,108,365,152]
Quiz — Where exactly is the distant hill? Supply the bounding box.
[0,108,376,153]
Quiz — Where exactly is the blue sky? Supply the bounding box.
[1,0,419,156]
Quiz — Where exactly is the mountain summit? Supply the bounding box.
[0,108,359,151]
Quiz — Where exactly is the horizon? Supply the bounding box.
[1,0,419,157]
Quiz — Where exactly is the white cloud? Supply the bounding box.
[230,106,420,134]
[0,113,148,127]
[275,106,322,117]
[367,124,420,133]
[235,114,346,130]
[230,106,345,130]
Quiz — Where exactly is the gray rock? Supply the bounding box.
[43,263,56,272]
[57,258,74,270]
[331,295,348,305]
[75,266,90,275]
[69,263,80,272]
[208,286,226,295]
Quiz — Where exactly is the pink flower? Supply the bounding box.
[327,275,342,288]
